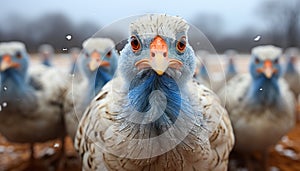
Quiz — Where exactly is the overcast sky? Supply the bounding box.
[0,0,267,35]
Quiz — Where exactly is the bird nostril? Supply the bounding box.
[163,52,167,57]
[151,52,155,58]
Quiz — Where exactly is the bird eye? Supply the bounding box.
[255,57,260,64]
[130,36,141,53]
[176,36,187,53]
[274,58,279,64]
[16,51,22,59]
[106,51,112,58]
[85,52,89,58]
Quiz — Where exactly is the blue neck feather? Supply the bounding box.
[0,69,37,113]
[42,59,52,67]
[247,75,280,106]
[127,70,193,134]
[286,61,296,73]
[200,65,209,78]
[226,63,237,75]
[86,68,112,102]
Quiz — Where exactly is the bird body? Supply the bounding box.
[224,49,237,82]
[75,14,234,171]
[218,45,295,153]
[38,44,54,67]
[283,47,300,98]
[64,38,118,139]
[0,42,67,144]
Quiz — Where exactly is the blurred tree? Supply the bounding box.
[0,13,101,52]
[258,0,300,47]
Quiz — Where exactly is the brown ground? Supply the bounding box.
[0,54,299,171]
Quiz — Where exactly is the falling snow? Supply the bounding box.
[3,86,7,91]
[66,34,72,40]
[53,143,60,148]
[254,35,261,41]
[2,102,7,107]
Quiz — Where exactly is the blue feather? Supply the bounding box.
[226,62,237,75]
[126,70,194,134]
[200,64,209,78]
[42,59,52,67]
[94,68,112,93]
[247,75,280,107]
[285,60,296,73]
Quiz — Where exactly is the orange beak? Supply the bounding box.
[135,36,183,75]
[257,60,276,78]
[0,55,20,71]
[88,51,110,71]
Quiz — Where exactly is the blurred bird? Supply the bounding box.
[64,38,118,139]
[224,49,237,81]
[38,44,54,67]
[218,45,295,170]
[194,50,210,87]
[0,42,68,163]
[194,50,210,83]
[75,14,234,171]
[69,47,81,75]
[283,47,300,99]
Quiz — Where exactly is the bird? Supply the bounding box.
[224,49,237,81]
[218,45,295,170]
[69,47,81,75]
[64,37,118,140]
[0,42,68,163]
[75,14,234,171]
[283,47,300,99]
[194,50,210,87]
[194,50,210,83]
[38,44,54,67]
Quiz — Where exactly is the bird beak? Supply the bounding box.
[88,52,110,71]
[0,55,20,71]
[257,60,276,79]
[135,36,183,75]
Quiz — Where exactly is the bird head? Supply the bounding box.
[250,45,282,80]
[80,38,118,78]
[0,42,29,77]
[119,14,195,85]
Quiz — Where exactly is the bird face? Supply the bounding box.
[79,38,118,78]
[0,43,28,75]
[250,55,281,79]
[119,15,195,84]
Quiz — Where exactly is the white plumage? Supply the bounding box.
[75,14,234,171]
[218,45,295,156]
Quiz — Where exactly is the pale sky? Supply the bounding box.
[0,0,267,35]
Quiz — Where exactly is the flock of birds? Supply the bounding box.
[0,14,299,171]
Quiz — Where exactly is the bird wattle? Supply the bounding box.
[126,70,193,134]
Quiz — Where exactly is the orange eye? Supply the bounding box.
[176,36,186,53]
[130,36,141,52]
[106,51,112,58]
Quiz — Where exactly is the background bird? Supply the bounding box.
[69,47,81,75]
[38,44,54,67]
[64,37,118,140]
[75,14,234,171]
[224,49,237,81]
[218,45,295,170]
[283,47,300,100]
[0,41,68,165]
[194,50,210,87]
